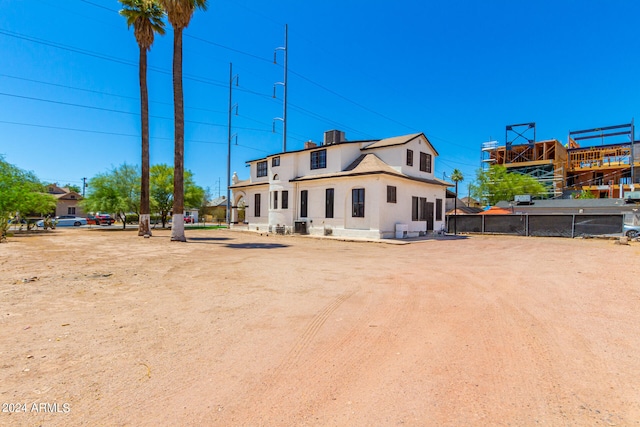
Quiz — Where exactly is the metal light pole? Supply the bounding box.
[273,24,288,152]
[227,63,238,226]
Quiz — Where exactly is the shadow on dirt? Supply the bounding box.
[188,237,234,242]
[224,242,290,249]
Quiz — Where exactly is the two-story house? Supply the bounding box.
[230,131,451,239]
[47,184,85,217]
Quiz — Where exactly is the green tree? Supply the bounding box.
[82,164,140,229]
[62,183,82,193]
[450,169,464,235]
[160,0,208,242]
[150,164,205,228]
[0,156,56,241]
[575,190,596,199]
[120,0,165,237]
[471,165,546,206]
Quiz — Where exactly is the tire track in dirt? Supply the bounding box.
[244,275,421,425]
[491,293,629,425]
[271,289,358,377]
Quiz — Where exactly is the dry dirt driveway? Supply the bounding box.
[1,228,639,426]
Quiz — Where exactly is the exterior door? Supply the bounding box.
[426,201,434,231]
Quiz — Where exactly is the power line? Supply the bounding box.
[0,73,227,115]
[0,18,462,148]
[78,0,117,12]
[0,119,272,143]
[0,92,278,133]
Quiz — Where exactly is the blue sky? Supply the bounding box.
[1,0,638,198]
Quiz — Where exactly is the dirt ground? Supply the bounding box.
[1,227,639,426]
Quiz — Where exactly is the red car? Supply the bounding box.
[87,214,114,226]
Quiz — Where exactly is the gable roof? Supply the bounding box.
[207,196,228,207]
[54,191,82,200]
[361,133,439,156]
[290,153,449,187]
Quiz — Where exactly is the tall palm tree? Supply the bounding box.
[161,0,208,242]
[451,169,464,235]
[119,0,165,237]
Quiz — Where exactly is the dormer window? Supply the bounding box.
[420,152,432,173]
[256,161,267,177]
[310,149,326,169]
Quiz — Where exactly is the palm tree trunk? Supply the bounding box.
[170,26,186,242]
[139,46,151,237]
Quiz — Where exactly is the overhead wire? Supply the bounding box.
[4,3,474,160]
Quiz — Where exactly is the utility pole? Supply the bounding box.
[82,177,87,197]
[227,63,239,226]
[273,24,288,153]
[631,118,635,189]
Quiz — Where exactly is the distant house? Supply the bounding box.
[461,196,482,208]
[230,131,451,239]
[46,184,85,217]
[203,196,229,222]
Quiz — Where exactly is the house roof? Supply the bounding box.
[461,196,480,204]
[229,178,266,189]
[245,138,370,164]
[53,192,82,200]
[361,132,439,156]
[245,132,439,164]
[46,184,82,200]
[289,153,450,187]
[207,196,228,207]
[446,206,484,215]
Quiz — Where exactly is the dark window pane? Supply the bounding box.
[310,149,327,169]
[257,161,268,177]
[254,194,261,217]
[352,188,365,217]
[387,186,396,203]
[326,188,334,218]
[419,152,432,173]
[300,190,308,217]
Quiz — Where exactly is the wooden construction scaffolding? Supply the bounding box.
[567,123,638,198]
[481,139,567,197]
[481,121,638,199]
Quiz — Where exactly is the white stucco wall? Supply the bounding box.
[234,134,447,238]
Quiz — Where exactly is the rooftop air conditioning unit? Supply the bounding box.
[514,194,532,205]
[324,130,345,145]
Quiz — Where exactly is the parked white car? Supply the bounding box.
[36,216,87,227]
[623,224,640,238]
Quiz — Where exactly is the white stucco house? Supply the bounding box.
[230,131,452,239]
